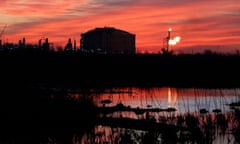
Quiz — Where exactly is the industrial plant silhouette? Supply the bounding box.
[0,26,240,88]
[0,27,136,54]
[1,27,240,144]
[0,26,179,55]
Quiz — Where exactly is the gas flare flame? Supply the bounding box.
[169,36,181,45]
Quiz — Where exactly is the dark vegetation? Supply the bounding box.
[1,50,240,88]
[1,50,240,143]
[0,85,98,143]
[2,84,240,144]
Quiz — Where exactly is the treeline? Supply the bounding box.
[1,50,240,88]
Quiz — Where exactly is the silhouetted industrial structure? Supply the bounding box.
[40,38,51,51]
[80,27,136,54]
[19,37,26,48]
[64,38,73,51]
[64,38,77,52]
[0,37,52,51]
[0,25,7,49]
[162,28,173,55]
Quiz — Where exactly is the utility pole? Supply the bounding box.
[0,24,8,48]
[0,24,8,40]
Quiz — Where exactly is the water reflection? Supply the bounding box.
[3,86,239,143]
[168,87,177,108]
[61,87,240,144]
[80,126,160,144]
[69,87,238,114]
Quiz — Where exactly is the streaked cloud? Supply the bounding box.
[0,0,239,53]
[0,0,87,20]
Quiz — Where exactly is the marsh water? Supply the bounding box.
[60,87,240,144]
[70,87,239,114]
[2,86,240,144]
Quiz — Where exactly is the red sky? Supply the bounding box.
[0,0,240,53]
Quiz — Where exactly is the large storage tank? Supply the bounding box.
[80,27,135,54]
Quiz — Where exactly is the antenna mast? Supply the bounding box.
[0,24,8,41]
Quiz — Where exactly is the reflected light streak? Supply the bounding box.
[167,88,178,109]
[168,88,171,105]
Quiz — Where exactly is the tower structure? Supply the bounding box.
[162,28,173,55]
[166,28,171,52]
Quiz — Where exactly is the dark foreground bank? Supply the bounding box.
[1,51,240,88]
[1,49,240,143]
[1,79,240,143]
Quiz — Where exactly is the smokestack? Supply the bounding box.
[38,39,42,48]
[19,40,22,46]
[167,28,171,52]
[45,38,48,44]
[74,39,77,51]
[168,28,171,39]
[23,37,26,47]
[44,38,50,50]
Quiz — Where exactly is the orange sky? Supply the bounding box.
[0,0,240,53]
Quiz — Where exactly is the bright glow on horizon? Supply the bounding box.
[174,36,181,43]
[169,36,181,45]
[0,0,240,53]
[169,39,177,45]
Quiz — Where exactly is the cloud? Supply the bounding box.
[1,0,240,53]
[1,0,85,17]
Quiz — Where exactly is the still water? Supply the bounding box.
[65,87,240,144]
[69,87,239,113]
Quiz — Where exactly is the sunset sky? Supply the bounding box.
[0,0,240,53]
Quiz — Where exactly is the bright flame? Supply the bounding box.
[169,40,177,45]
[168,28,172,32]
[174,36,181,43]
[169,36,181,45]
